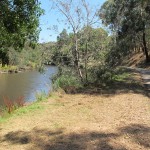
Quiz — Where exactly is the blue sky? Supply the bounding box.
[39,0,106,43]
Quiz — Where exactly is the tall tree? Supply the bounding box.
[0,0,43,66]
[99,0,150,63]
[51,0,100,82]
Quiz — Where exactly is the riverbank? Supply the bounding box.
[0,65,57,107]
[0,65,36,74]
[0,69,150,150]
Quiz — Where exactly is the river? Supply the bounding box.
[0,66,58,106]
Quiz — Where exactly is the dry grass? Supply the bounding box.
[0,71,150,150]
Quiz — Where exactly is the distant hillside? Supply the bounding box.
[39,42,56,49]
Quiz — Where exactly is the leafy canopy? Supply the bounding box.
[0,0,43,51]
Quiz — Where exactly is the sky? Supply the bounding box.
[39,0,106,43]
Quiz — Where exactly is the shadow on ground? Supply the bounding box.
[119,124,150,149]
[74,68,149,98]
[2,124,150,150]
[78,80,149,98]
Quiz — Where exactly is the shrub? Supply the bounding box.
[52,67,82,93]
[88,66,130,85]
[53,74,82,93]
[88,65,115,84]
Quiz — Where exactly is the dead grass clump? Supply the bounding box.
[2,96,25,114]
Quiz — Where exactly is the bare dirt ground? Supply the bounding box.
[137,68,150,91]
[0,71,150,150]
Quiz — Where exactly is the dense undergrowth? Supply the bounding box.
[52,66,130,93]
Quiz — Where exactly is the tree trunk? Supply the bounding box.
[0,51,9,67]
[74,34,83,82]
[142,30,150,63]
[84,42,88,83]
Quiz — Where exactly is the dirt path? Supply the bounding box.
[136,68,150,91]
[0,91,150,150]
[123,67,150,92]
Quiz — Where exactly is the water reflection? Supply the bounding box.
[0,66,57,106]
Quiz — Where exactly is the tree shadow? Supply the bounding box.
[2,124,150,149]
[2,128,64,145]
[119,124,150,149]
[1,128,127,150]
[78,80,149,98]
[76,69,149,98]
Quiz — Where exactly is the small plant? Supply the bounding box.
[35,91,48,102]
[15,96,25,107]
[3,96,25,114]
[3,96,15,114]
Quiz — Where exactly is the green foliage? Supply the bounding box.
[53,75,81,93]
[0,0,43,66]
[52,68,82,93]
[88,66,130,85]
[88,65,114,84]
[0,65,18,72]
[14,103,44,116]
[0,102,44,123]
[99,0,150,63]
[0,42,46,70]
[35,91,48,102]
[50,27,110,84]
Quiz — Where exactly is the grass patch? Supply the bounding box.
[113,72,130,82]
[35,91,48,102]
[0,103,44,123]
[0,99,45,123]
[0,115,10,123]
[14,103,44,116]
[0,91,61,123]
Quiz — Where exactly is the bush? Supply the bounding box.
[88,66,130,85]
[53,75,82,93]
[88,65,115,84]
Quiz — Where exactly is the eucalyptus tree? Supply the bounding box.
[51,0,101,83]
[53,29,71,66]
[79,27,109,81]
[0,0,43,66]
[99,0,150,63]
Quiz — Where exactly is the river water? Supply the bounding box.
[0,66,58,106]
